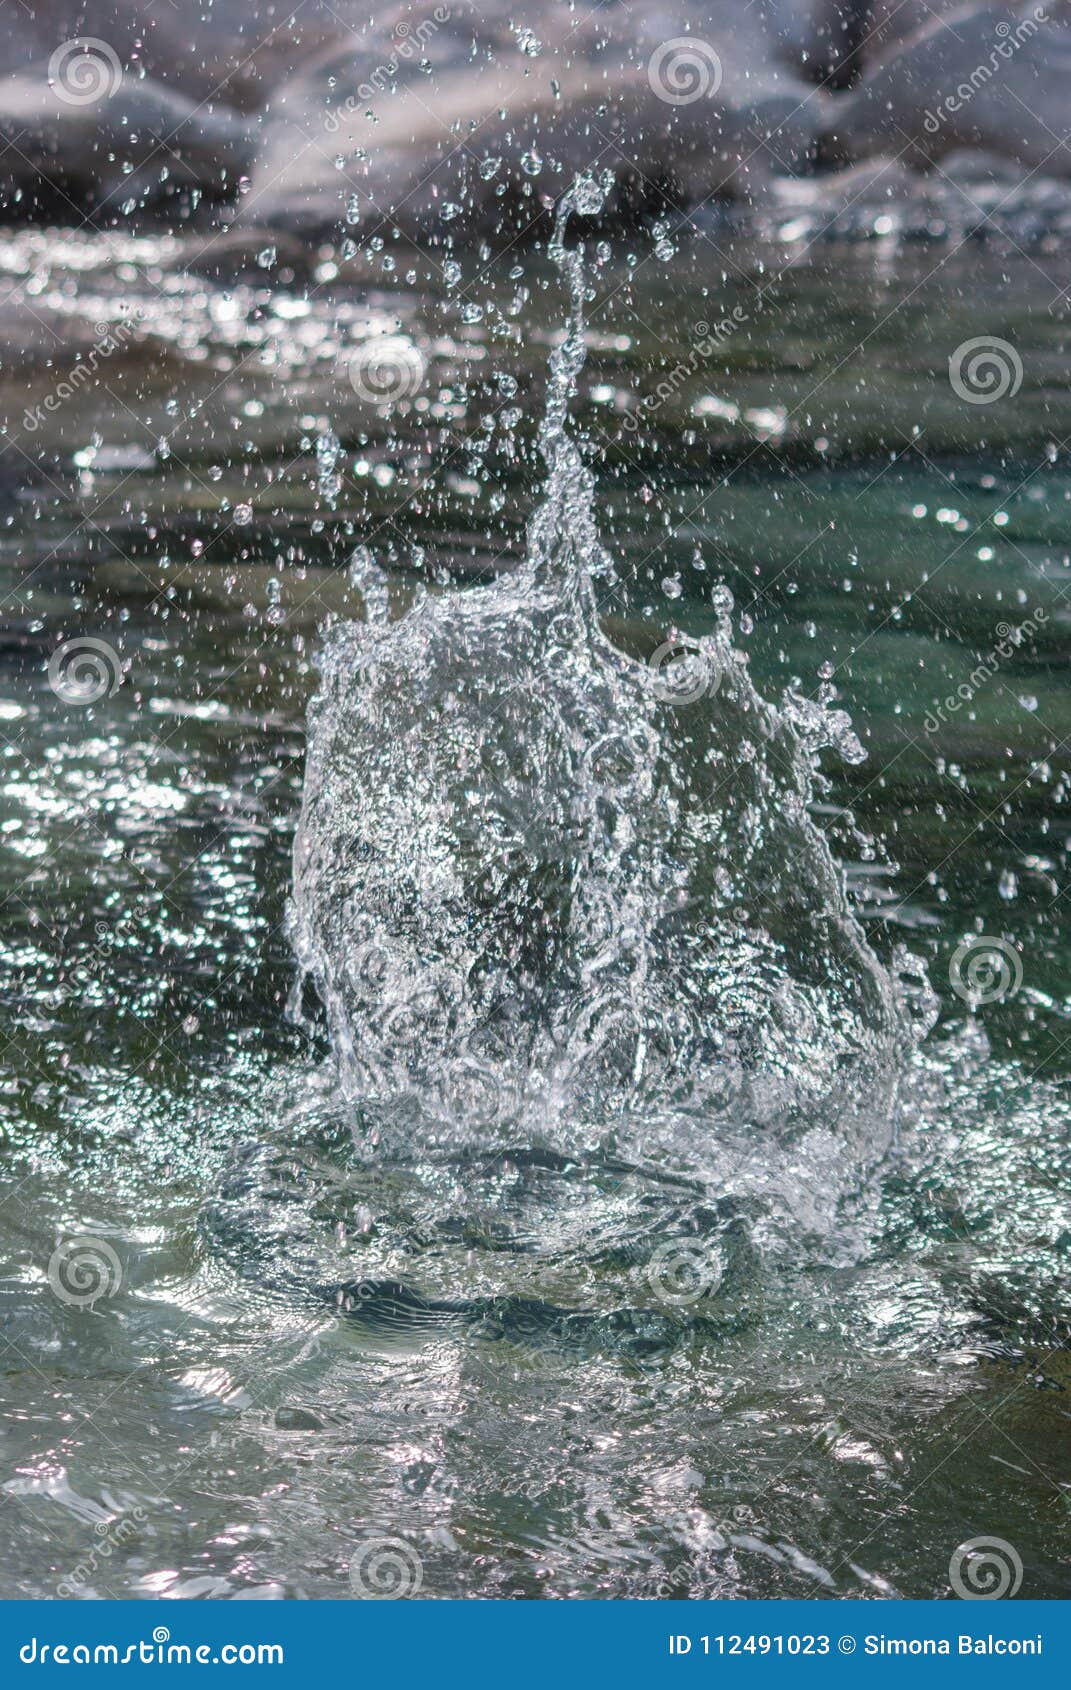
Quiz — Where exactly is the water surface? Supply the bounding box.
[0,210,1069,1599]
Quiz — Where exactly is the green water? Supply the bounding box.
[0,228,1068,1599]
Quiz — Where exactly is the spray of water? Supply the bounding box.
[287,176,916,1219]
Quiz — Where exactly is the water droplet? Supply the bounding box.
[652,220,676,262]
[572,174,607,216]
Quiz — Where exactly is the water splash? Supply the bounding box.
[288,177,915,1217]
[315,425,341,508]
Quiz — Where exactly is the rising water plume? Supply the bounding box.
[288,175,916,1204]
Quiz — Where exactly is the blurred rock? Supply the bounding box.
[823,2,1071,178]
[241,0,827,239]
[0,2,1068,237]
[0,71,252,218]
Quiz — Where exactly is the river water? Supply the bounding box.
[0,200,1069,1599]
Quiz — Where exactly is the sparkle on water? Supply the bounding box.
[0,180,1069,1601]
